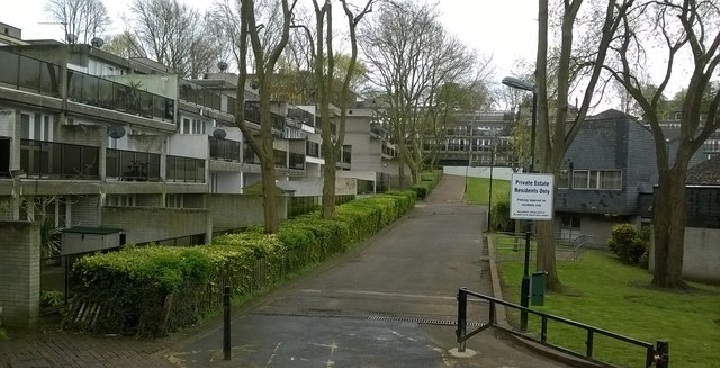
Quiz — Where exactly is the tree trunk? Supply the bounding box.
[259,91,279,234]
[396,124,407,189]
[652,167,687,288]
[321,140,336,218]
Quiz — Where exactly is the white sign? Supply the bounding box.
[510,173,554,220]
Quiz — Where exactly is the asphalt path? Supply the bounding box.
[166,175,568,368]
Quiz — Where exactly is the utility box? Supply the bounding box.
[531,271,548,306]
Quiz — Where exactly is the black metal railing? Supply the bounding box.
[243,143,261,164]
[209,136,242,162]
[20,139,99,180]
[288,152,305,170]
[306,141,320,157]
[106,149,161,181]
[166,155,206,183]
[0,50,174,121]
[456,288,669,368]
[273,149,287,169]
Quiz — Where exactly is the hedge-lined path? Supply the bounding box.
[164,174,568,368]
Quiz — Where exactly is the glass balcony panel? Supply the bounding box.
[106,149,119,178]
[38,63,60,96]
[0,51,19,86]
[18,56,41,92]
[97,78,114,109]
[114,83,128,111]
[148,153,161,180]
[66,72,83,102]
[196,159,205,183]
[83,75,100,106]
[81,146,99,178]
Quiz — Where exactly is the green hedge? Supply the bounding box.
[412,170,443,199]
[64,190,417,337]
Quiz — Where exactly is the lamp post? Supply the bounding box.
[502,76,538,332]
[486,142,496,231]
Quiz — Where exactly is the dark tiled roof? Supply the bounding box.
[687,154,720,185]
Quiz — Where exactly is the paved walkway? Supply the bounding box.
[0,175,568,368]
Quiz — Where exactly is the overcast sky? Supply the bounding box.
[2,0,691,112]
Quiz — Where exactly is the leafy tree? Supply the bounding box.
[45,0,110,44]
[604,0,720,288]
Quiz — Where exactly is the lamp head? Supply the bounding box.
[502,76,535,92]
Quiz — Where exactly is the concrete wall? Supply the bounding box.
[101,206,210,245]
[0,221,39,327]
[650,226,720,282]
[208,194,288,231]
[70,195,101,227]
[554,213,633,246]
[278,178,357,197]
[167,134,208,159]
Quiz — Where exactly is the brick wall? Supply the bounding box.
[0,221,40,327]
[70,195,101,226]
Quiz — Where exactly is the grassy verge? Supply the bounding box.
[465,178,510,205]
[498,250,720,368]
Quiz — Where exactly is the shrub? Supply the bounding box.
[490,194,513,233]
[412,170,442,199]
[65,190,418,337]
[608,224,646,264]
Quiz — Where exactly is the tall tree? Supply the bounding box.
[102,31,145,58]
[45,0,110,44]
[129,0,220,78]
[604,0,720,288]
[362,0,482,186]
[304,0,374,218]
[232,0,299,234]
[533,0,634,290]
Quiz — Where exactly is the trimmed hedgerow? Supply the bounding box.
[412,170,443,199]
[64,189,418,337]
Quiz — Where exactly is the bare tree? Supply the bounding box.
[128,0,220,78]
[532,0,635,290]
[362,0,481,187]
[102,31,146,58]
[231,0,299,234]
[45,0,110,44]
[604,0,720,288]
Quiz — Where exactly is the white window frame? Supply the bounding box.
[20,112,53,141]
[571,169,622,190]
[107,195,136,207]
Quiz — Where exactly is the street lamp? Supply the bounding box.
[502,76,538,333]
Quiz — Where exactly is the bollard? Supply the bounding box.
[456,288,468,352]
[223,286,231,361]
[655,341,669,368]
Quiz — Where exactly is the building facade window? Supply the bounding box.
[179,117,208,134]
[106,195,136,207]
[20,113,52,141]
[165,194,184,208]
[561,216,581,228]
[571,169,622,190]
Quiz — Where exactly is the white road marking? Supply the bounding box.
[265,342,283,367]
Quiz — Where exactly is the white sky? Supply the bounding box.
[2,0,690,112]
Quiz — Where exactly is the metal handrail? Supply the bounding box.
[456,288,668,368]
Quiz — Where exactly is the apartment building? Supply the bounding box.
[427,110,515,167]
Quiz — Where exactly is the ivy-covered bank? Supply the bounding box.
[63,174,441,337]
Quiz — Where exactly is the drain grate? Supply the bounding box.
[254,311,485,327]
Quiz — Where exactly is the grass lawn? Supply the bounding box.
[465,177,510,205]
[498,251,720,368]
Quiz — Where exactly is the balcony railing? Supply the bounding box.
[243,143,261,164]
[274,149,287,169]
[20,139,99,180]
[166,155,206,183]
[0,50,175,122]
[106,149,161,181]
[289,152,305,170]
[209,136,242,162]
[180,81,235,115]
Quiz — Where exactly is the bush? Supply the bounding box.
[490,194,513,233]
[608,224,646,264]
[65,190,418,337]
[413,170,442,199]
